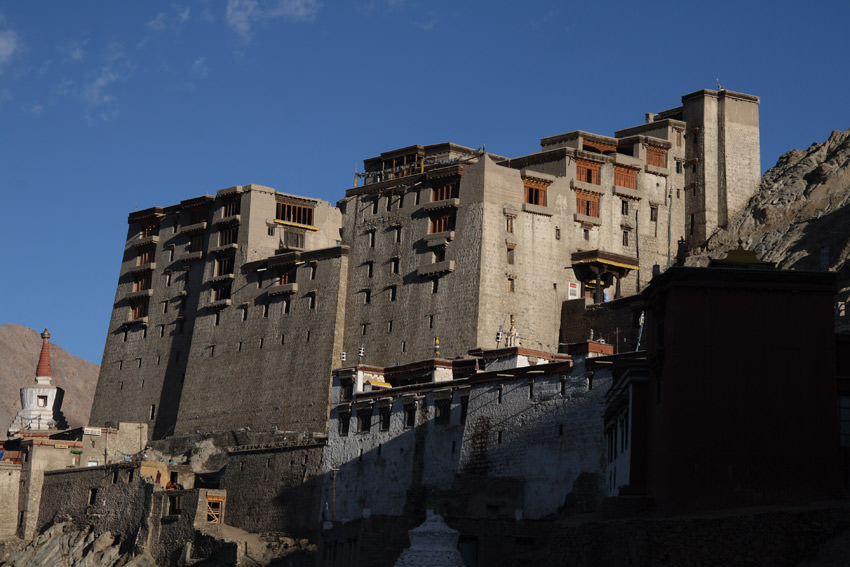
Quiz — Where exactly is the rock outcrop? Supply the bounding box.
[687,128,850,330]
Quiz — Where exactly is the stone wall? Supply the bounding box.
[37,462,150,551]
[0,462,21,539]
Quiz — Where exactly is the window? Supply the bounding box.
[168,247,175,261]
[138,248,154,265]
[386,195,393,212]
[364,290,371,305]
[650,206,658,222]
[140,223,158,238]
[276,202,314,225]
[371,199,379,214]
[555,226,561,240]
[339,413,350,436]
[88,488,98,505]
[390,257,400,274]
[505,215,514,233]
[430,211,456,233]
[387,320,393,332]
[431,278,439,294]
[216,255,234,276]
[368,230,376,248]
[576,159,600,184]
[380,406,391,431]
[404,403,416,428]
[623,231,630,247]
[429,315,434,328]
[150,404,156,419]
[435,399,451,425]
[36,395,47,408]
[268,226,275,236]
[433,247,446,263]
[282,230,304,249]
[165,272,172,287]
[415,190,421,205]
[524,183,547,206]
[614,166,637,189]
[262,303,269,318]
[389,285,397,301]
[621,200,629,215]
[508,277,515,293]
[575,190,599,217]
[222,198,240,217]
[218,227,237,246]
[308,293,317,310]
[112,470,119,484]
[310,264,317,280]
[676,129,682,146]
[506,245,515,265]
[282,299,290,314]
[206,498,223,524]
[131,299,149,320]
[393,226,402,243]
[213,284,231,302]
[358,410,371,433]
[279,266,297,285]
[133,272,151,292]
[646,146,667,168]
[167,494,183,516]
[361,323,368,335]
[583,229,589,241]
[365,261,374,278]
[676,161,683,174]
[432,181,458,201]
[689,214,695,235]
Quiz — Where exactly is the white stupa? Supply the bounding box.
[8,329,63,435]
[394,510,465,567]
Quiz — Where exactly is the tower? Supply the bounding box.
[8,329,67,435]
[681,89,761,244]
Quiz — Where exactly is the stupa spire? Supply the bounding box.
[36,328,52,378]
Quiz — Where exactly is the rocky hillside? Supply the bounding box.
[0,324,99,431]
[688,128,850,329]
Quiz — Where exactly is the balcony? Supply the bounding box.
[179,221,207,235]
[570,179,604,194]
[131,235,159,247]
[418,260,455,277]
[128,262,156,273]
[215,214,241,225]
[522,203,552,216]
[423,198,460,212]
[424,231,455,248]
[209,243,239,254]
[181,251,204,261]
[644,164,669,176]
[204,299,232,310]
[613,185,640,200]
[210,273,235,283]
[268,282,299,296]
[126,289,154,300]
[573,213,602,226]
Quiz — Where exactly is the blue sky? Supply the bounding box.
[1,0,849,364]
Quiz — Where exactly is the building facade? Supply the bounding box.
[88,89,761,439]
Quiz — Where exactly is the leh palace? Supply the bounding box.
[2,89,849,567]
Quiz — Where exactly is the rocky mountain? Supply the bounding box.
[687,128,850,330]
[0,324,99,432]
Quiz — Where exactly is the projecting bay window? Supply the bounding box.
[130,298,149,321]
[222,198,240,217]
[212,284,231,302]
[432,181,459,202]
[576,159,601,184]
[140,223,158,238]
[429,211,456,233]
[279,266,297,285]
[216,255,235,276]
[646,146,667,168]
[524,183,547,206]
[575,190,600,217]
[218,227,237,247]
[276,202,314,226]
[133,272,151,292]
[138,249,154,266]
[614,166,637,190]
[282,230,304,250]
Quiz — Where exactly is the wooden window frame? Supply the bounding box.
[429,211,456,234]
[614,166,637,190]
[432,181,459,202]
[646,146,667,168]
[576,159,601,185]
[275,202,314,226]
[575,190,600,218]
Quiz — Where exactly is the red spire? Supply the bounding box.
[36,328,52,378]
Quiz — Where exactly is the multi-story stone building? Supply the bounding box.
[88,88,761,439]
